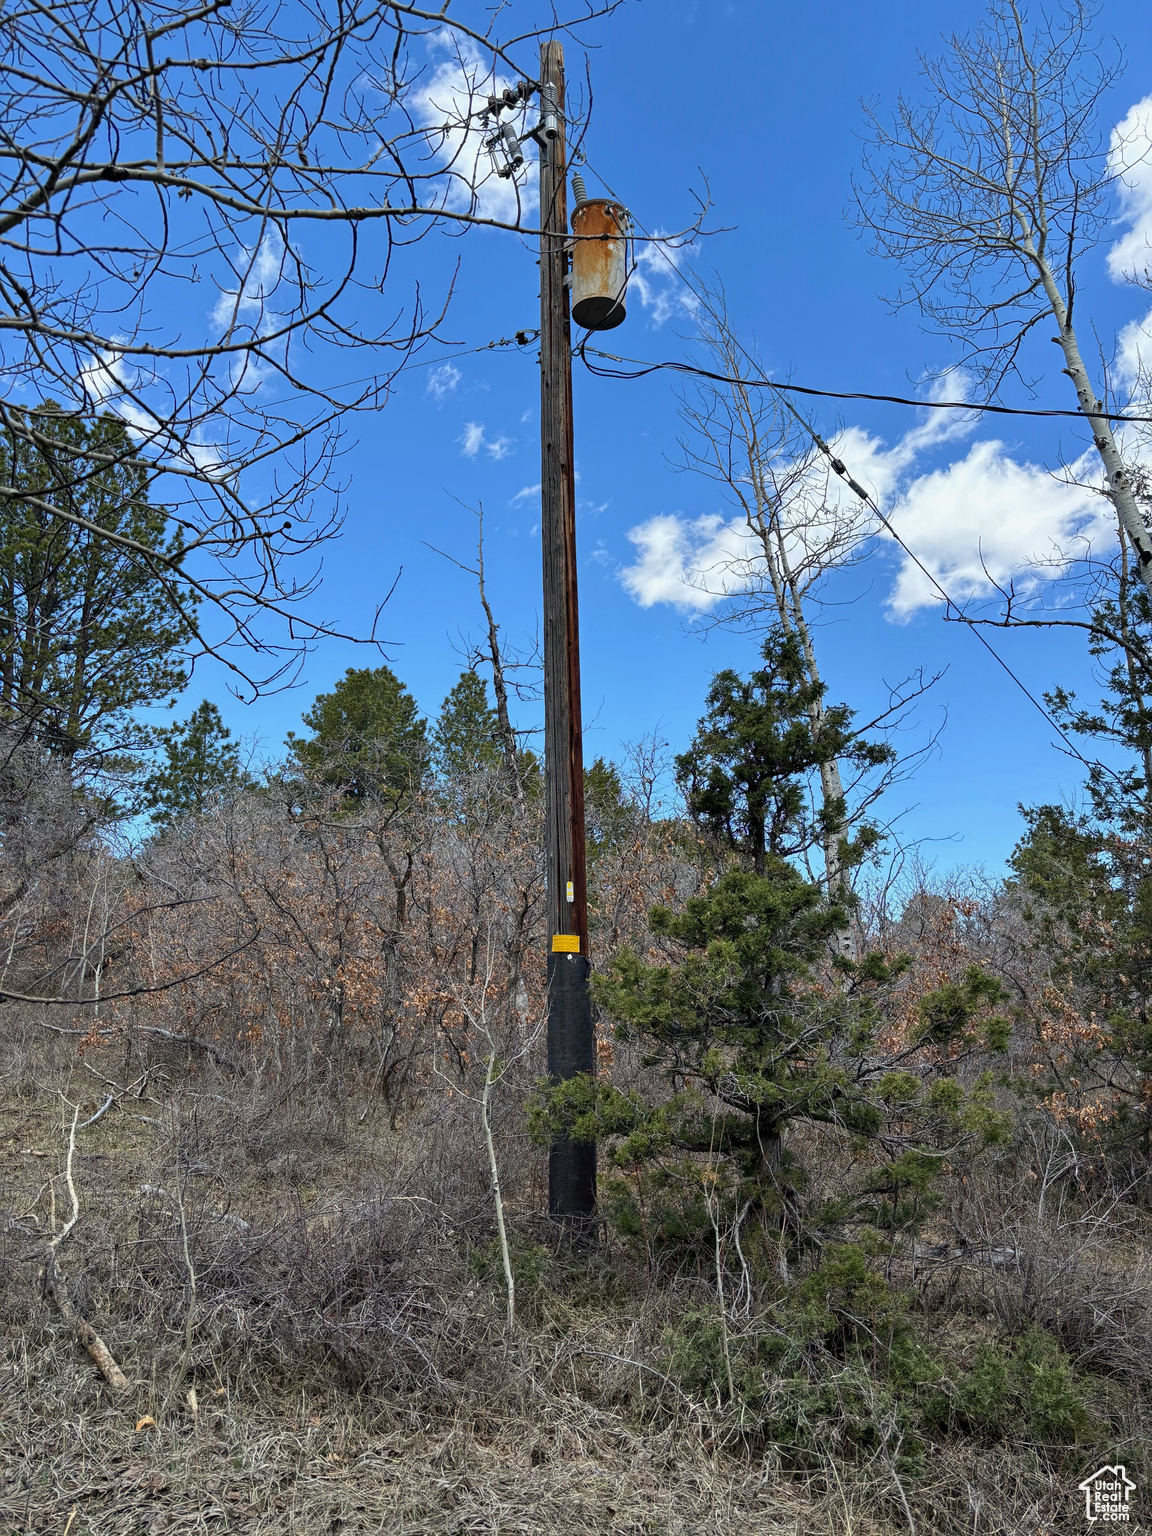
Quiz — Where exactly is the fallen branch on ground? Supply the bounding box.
[41,1102,130,1392]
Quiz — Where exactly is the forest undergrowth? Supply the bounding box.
[2,729,1150,1536]
[7,1,1152,1527]
[4,1019,1147,1536]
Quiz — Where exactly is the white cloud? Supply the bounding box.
[619,370,1121,619]
[78,347,145,421]
[1116,311,1152,390]
[622,512,752,611]
[411,32,538,226]
[1107,94,1152,391]
[458,421,513,460]
[510,483,540,505]
[883,443,1111,618]
[76,346,227,477]
[67,230,290,479]
[204,231,288,398]
[620,380,982,614]
[630,235,699,327]
[427,363,461,401]
[1108,94,1152,284]
[459,421,485,457]
[211,231,284,336]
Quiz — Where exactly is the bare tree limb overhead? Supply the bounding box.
[0,0,623,693]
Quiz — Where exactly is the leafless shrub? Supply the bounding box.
[937,1202,1152,1385]
[2,758,1150,1535]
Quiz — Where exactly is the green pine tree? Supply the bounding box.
[536,640,1008,1253]
[675,630,892,876]
[0,405,194,759]
[142,700,247,827]
[1009,528,1152,1159]
[432,670,502,779]
[584,756,631,851]
[287,665,427,806]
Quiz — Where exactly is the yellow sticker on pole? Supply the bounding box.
[551,934,581,953]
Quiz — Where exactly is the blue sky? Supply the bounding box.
[193,0,1152,877]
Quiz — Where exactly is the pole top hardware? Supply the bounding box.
[479,80,534,124]
[481,81,537,179]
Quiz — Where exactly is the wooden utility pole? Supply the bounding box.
[538,39,596,1226]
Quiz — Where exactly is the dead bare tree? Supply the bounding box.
[675,282,936,954]
[427,502,542,796]
[40,1100,131,1390]
[472,519,529,794]
[0,0,622,691]
[856,0,1152,593]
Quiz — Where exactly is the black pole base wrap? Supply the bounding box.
[546,950,597,1225]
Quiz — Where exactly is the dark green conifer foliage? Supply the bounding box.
[142,700,246,827]
[287,665,427,806]
[536,643,1007,1250]
[675,630,892,875]
[0,407,192,757]
[1009,539,1152,1153]
[432,670,502,779]
[584,756,631,850]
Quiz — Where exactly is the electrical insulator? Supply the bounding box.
[539,82,559,140]
[499,121,523,173]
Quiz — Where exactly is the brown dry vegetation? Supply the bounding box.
[2,765,1150,1535]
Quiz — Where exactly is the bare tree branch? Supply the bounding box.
[0,0,625,692]
[856,0,1152,594]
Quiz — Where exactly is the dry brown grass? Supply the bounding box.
[3,1342,907,1536]
[0,1031,854,1536]
[1,1022,1145,1536]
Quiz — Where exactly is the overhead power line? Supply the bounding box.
[401,330,540,374]
[576,344,1152,426]
[574,158,1124,782]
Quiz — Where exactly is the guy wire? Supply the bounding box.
[574,157,1124,782]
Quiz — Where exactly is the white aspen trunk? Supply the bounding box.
[1028,240,1152,596]
[793,613,856,960]
[755,496,858,959]
[692,338,863,959]
[481,1048,516,1335]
